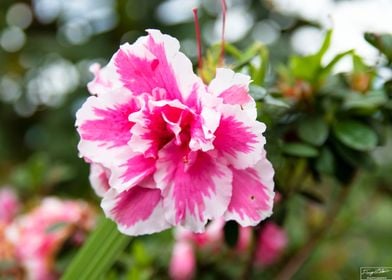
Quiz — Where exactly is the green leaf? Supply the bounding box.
[232,42,269,84]
[249,85,267,101]
[263,95,290,108]
[289,30,333,82]
[282,142,319,157]
[365,32,392,62]
[352,53,369,73]
[332,140,376,170]
[316,148,335,175]
[298,116,329,146]
[224,221,239,248]
[317,50,353,82]
[61,217,130,280]
[343,90,387,112]
[132,241,151,267]
[333,120,378,151]
[289,55,320,82]
[223,43,242,59]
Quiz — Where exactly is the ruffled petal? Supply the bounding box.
[101,186,170,235]
[224,158,275,226]
[155,142,232,232]
[89,163,111,197]
[209,68,252,106]
[189,105,221,152]
[129,99,194,157]
[87,63,122,96]
[114,29,203,103]
[109,152,156,192]
[75,89,139,166]
[213,104,266,169]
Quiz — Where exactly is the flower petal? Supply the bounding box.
[213,104,266,169]
[89,163,111,197]
[109,153,156,192]
[224,158,275,226]
[101,186,170,235]
[87,62,122,96]
[129,99,194,157]
[209,68,252,106]
[75,89,139,165]
[114,29,203,103]
[154,142,232,232]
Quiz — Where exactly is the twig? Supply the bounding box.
[275,182,354,280]
[241,223,263,280]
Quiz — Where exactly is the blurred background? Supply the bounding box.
[1,0,392,279]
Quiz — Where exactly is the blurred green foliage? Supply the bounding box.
[1,1,392,279]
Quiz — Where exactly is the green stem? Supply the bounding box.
[61,217,131,280]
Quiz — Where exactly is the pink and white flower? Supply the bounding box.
[6,198,96,280]
[169,240,196,280]
[76,29,275,236]
[255,222,288,266]
[0,187,20,225]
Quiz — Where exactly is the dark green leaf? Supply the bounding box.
[343,90,387,111]
[365,32,392,62]
[333,120,378,151]
[317,50,353,82]
[282,142,319,157]
[249,85,267,101]
[289,30,333,82]
[333,140,375,169]
[299,189,325,204]
[298,116,329,146]
[263,95,290,108]
[315,148,335,175]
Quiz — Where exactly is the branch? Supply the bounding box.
[275,183,354,280]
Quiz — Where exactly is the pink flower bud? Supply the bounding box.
[236,226,252,252]
[0,187,20,224]
[255,222,288,266]
[169,241,196,280]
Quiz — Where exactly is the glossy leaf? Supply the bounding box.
[343,90,387,112]
[333,120,378,151]
[298,116,329,146]
[249,85,267,101]
[365,32,392,62]
[282,142,319,157]
[316,148,335,175]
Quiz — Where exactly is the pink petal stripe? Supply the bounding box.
[75,90,139,165]
[109,153,156,192]
[224,159,274,226]
[129,99,194,157]
[208,68,252,106]
[80,103,135,147]
[155,141,232,232]
[102,186,170,235]
[114,30,202,103]
[213,104,266,169]
[219,84,252,105]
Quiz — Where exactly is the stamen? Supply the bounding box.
[192,8,203,73]
[219,0,227,66]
